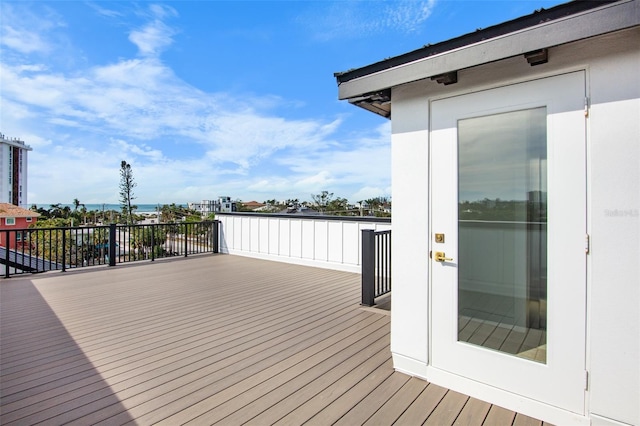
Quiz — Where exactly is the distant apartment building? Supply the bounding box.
[0,133,32,207]
[217,196,236,213]
[188,196,236,217]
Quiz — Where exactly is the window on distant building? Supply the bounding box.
[26,217,32,222]
[5,217,16,226]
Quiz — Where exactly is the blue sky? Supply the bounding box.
[1,0,565,206]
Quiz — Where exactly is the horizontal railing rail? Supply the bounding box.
[1,221,219,278]
[361,229,392,306]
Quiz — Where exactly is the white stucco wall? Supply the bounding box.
[586,31,640,426]
[389,27,639,425]
[390,95,430,374]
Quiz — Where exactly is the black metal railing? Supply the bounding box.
[361,229,391,306]
[1,221,219,278]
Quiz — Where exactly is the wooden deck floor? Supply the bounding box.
[1,255,548,425]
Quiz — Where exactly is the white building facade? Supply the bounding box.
[337,1,639,425]
[188,196,236,217]
[0,133,32,207]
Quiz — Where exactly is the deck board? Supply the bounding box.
[1,254,549,425]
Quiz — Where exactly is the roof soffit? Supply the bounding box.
[337,0,640,101]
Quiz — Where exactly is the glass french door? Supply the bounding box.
[430,72,587,414]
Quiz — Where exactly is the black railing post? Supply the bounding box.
[61,229,67,272]
[361,229,376,306]
[213,221,219,253]
[150,225,155,261]
[184,223,188,257]
[3,230,9,278]
[108,224,116,266]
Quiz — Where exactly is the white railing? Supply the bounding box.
[216,213,391,273]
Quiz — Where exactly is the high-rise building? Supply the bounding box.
[0,133,32,207]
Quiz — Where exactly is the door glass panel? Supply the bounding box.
[458,107,547,363]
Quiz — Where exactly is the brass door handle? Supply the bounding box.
[434,251,453,262]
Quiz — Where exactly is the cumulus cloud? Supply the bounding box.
[1,2,392,204]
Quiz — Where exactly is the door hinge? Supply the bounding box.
[584,97,590,117]
[585,370,589,390]
[585,234,590,254]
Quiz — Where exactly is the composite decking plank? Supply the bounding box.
[423,389,469,425]
[0,274,356,402]
[332,372,411,425]
[2,265,354,370]
[303,357,395,426]
[241,330,391,425]
[86,315,387,425]
[1,255,544,426]
[167,317,388,424]
[3,258,333,340]
[2,260,362,422]
[0,264,352,382]
[1,291,360,416]
[8,306,375,425]
[513,413,544,426]
[2,275,354,387]
[361,377,428,426]
[271,344,391,426]
[483,404,517,425]
[452,396,492,425]
[393,382,448,425]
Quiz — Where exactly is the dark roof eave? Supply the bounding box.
[335,0,620,84]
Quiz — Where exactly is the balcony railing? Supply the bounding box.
[216,212,391,273]
[361,229,391,306]
[1,221,219,278]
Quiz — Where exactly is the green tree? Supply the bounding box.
[119,160,137,224]
[364,197,391,216]
[159,203,190,223]
[311,191,334,214]
[326,197,349,215]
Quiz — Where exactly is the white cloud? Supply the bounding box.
[0,3,68,56]
[112,139,164,161]
[128,4,178,57]
[351,186,391,202]
[301,0,437,41]
[86,3,123,19]
[2,2,392,205]
[1,25,50,54]
[129,20,176,57]
[384,0,436,33]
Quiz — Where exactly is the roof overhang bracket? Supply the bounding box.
[348,89,392,118]
[430,71,458,85]
[524,48,548,66]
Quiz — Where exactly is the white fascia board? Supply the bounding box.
[338,0,640,100]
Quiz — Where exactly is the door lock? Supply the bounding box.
[434,251,453,262]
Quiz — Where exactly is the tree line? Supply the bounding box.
[238,191,391,217]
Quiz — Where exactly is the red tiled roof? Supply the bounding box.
[0,203,40,218]
[243,201,266,208]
